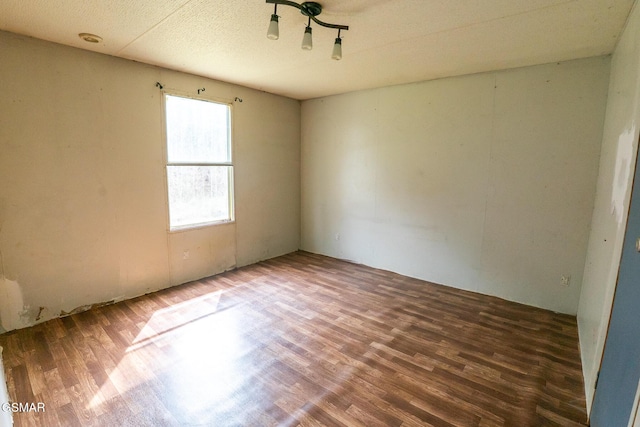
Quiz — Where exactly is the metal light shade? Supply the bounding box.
[331,37,342,60]
[301,26,312,50]
[267,14,279,40]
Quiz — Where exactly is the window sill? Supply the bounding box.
[169,219,235,233]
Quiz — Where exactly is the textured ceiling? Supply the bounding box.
[0,0,635,100]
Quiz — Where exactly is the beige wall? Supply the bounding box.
[301,57,610,315]
[578,1,640,414]
[0,31,300,332]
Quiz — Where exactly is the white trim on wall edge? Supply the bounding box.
[0,346,12,427]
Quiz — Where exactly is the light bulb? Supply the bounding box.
[301,26,313,50]
[267,14,279,40]
[332,37,342,60]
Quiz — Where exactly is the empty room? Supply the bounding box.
[1,0,640,426]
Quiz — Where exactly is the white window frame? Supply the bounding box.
[162,91,235,232]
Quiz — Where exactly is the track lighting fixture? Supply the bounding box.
[265,0,349,60]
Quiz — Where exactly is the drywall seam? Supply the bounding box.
[478,73,499,279]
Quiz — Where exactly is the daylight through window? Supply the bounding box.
[164,94,234,230]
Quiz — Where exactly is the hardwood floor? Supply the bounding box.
[0,251,588,426]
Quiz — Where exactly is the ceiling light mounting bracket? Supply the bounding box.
[300,2,322,17]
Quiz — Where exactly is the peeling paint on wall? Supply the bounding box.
[59,299,116,317]
[18,305,43,326]
[0,277,26,331]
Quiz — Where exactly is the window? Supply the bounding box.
[164,94,234,230]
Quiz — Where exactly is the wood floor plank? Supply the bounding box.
[0,251,588,426]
